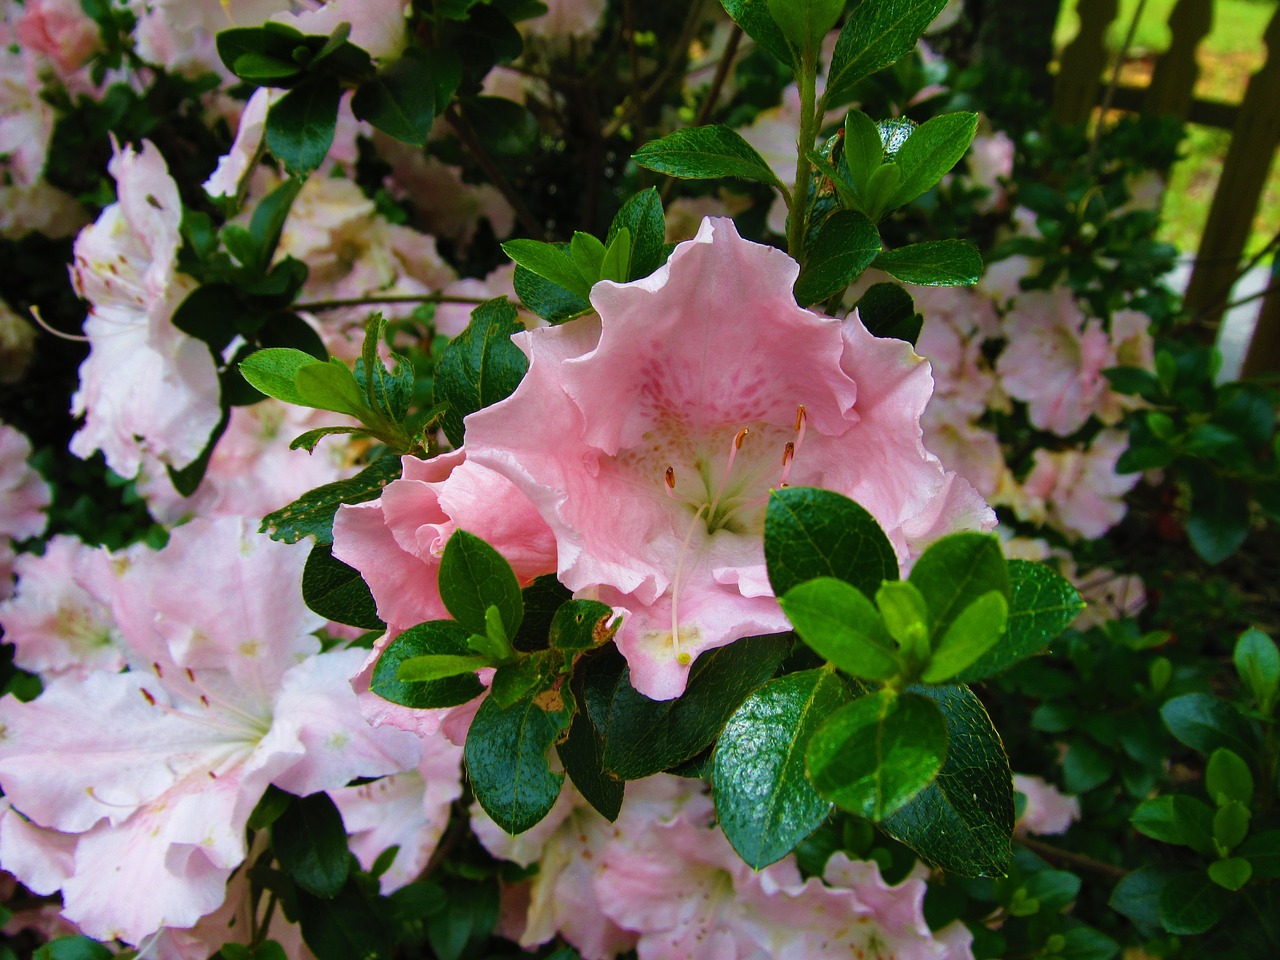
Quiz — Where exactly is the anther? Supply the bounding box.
[795,405,806,433]
[665,466,676,489]
[185,668,195,683]
[734,427,749,450]
[140,688,156,706]
[152,662,163,677]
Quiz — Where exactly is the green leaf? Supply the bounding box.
[1235,627,1280,714]
[718,0,797,69]
[764,487,899,600]
[807,689,947,821]
[293,359,368,417]
[569,231,606,282]
[489,650,557,708]
[397,653,493,682]
[886,112,979,209]
[265,76,341,176]
[826,0,950,105]
[1208,857,1252,891]
[779,577,899,681]
[607,188,667,281]
[371,621,485,709]
[875,580,930,657]
[260,454,401,545]
[794,210,881,306]
[351,49,437,145]
[713,668,852,867]
[465,690,569,834]
[438,529,524,639]
[239,348,324,407]
[1214,800,1251,851]
[1109,865,1174,927]
[272,791,350,899]
[1130,795,1216,855]
[503,240,593,300]
[922,591,1008,684]
[599,228,631,283]
[1158,871,1228,935]
[247,177,304,274]
[1161,693,1257,759]
[854,282,922,345]
[767,0,843,52]
[432,297,529,448]
[511,263,594,325]
[557,693,625,822]
[549,599,618,652]
[1184,463,1250,565]
[588,635,790,780]
[1238,829,1280,879]
[633,125,784,189]
[874,240,983,286]
[462,96,538,156]
[842,109,884,187]
[166,406,228,498]
[354,314,413,423]
[1206,748,1254,807]
[908,532,1009,648]
[32,939,114,960]
[954,560,1084,683]
[302,543,384,630]
[863,160,904,220]
[296,878,393,960]
[881,684,1014,876]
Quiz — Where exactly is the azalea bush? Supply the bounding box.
[1,1,1278,959]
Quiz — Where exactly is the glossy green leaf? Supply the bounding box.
[465,689,570,834]
[842,109,884,186]
[371,621,484,709]
[1131,795,1216,855]
[767,0,843,52]
[32,939,114,960]
[293,359,367,416]
[807,689,947,821]
[881,684,1014,876]
[1109,865,1174,927]
[354,315,413,423]
[1214,800,1251,851]
[489,650,559,708]
[713,668,852,867]
[296,877,393,960]
[874,240,983,286]
[549,599,618,652]
[922,591,1008,684]
[556,697,625,822]
[606,187,667,281]
[438,529,524,640]
[954,560,1084,683]
[854,282,921,345]
[239,347,323,407]
[247,177,304,274]
[273,791,350,899]
[265,76,341,175]
[463,96,538,156]
[1234,627,1279,714]
[351,50,437,145]
[397,653,493,682]
[599,228,631,283]
[780,577,898,681]
[825,0,950,105]
[1209,857,1252,891]
[302,543,383,630]
[503,240,592,300]
[588,635,790,780]
[908,532,1009,648]
[433,297,529,448]
[1158,871,1228,935]
[1161,693,1257,759]
[886,112,979,209]
[511,263,594,325]
[718,0,797,69]
[1206,748,1254,807]
[260,454,401,545]
[1238,829,1280,879]
[874,580,930,653]
[764,487,899,600]
[633,125,784,189]
[794,210,881,306]
[1185,463,1250,565]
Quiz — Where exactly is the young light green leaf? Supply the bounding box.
[1206,748,1254,807]
[779,577,899,681]
[1131,795,1216,855]
[843,109,885,186]
[265,76,342,176]
[922,591,1008,684]
[501,240,593,300]
[371,620,484,709]
[432,297,529,448]
[908,533,1009,648]
[633,125,785,189]
[875,580,930,653]
[825,0,951,106]
[438,529,524,640]
[886,112,979,209]
[606,188,666,280]
[293,359,367,416]
[239,348,324,407]
[397,653,493,682]
[599,227,631,283]
[793,210,881,307]
[1208,857,1252,891]
[569,231,606,282]
[874,240,983,286]
[807,689,947,821]
[767,0,844,53]
[713,668,852,868]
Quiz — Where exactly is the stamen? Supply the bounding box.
[140,688,156,706]
[706,427,749,521]
[779,441,796,488]
[794,405,807,455]
[664,466,676,492]
[28,305,90,343]
[669,504,709,667]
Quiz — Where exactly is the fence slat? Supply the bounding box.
[1144,0,1213,118]
[1054,0,1120,124]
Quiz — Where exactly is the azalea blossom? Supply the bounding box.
[0,517,421,945]
[1017,430,1139,540]
[0,423,51,600]
[465,217,993,699]
[1013,774,1082,836]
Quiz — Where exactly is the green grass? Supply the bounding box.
[1053,0,1280,261]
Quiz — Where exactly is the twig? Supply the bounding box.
[1014,836,1128,879]
[445,103,549,241]
[293,293,490,313]
[1087,0,1149,171]
[601,0,706,140]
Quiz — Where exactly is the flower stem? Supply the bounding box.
[787,47,820,262]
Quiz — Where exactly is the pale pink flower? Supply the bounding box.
[0,32,54,187]
[997,288,1116,436]
[130,0,293,77]
[331,731,464,892]
[380,146,515,246]
[0,535,125,678]
[435,264,538,338]
[915,286,999,418]
[1013,774,1081,836]
[0,517,421,946]
[1018,430,1139,540]
[204,87,276,200]
[15,0,101,77]
[921,411,1006,499]
[271,0,409,60]
[0,182,87,240]
[962,129,1014,213]
[466,218,993,699]
[1067,562,1147,629]
[0,424,50,600]
[522,0,607,39]
[68,140,221,476]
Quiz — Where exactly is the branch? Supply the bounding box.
[445,103,549,242]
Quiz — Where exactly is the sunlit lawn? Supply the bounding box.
[1055,0,1279,261]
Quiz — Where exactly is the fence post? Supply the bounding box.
[1144,0,1213,118]
[1054,0,1119,124]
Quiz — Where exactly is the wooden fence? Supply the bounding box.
[1053,0,1280,376]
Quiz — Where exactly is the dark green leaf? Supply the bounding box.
[1207,748,1254,806]
[1158,871,1228,935]
[557,695,625,822]
[371,621,485,709]
[886,112,979,209]
[424,877,499,960]
[1130,795,1216,855]
[297,878,393,960]
[1184,463,1250,565]
[1238,829,1280,879]
[954,560,1084,683]
[273,792,350,899]
[489,650,557,707]
[826,0,950,105]
[766,0,844,52]
[1109,865,1174,927]
[512,575,572,652]
[718,0,797,69]
[462,96,538,156]
[260,454,401,545]
[465,690,569,834]
[854,282,921,345]
[713,668,852,867]
[1160,693,1257,759]
[779,577,899,680]
[843,109,886,185]
[351,50,436,145]
[432,297,528,448]
[511,263,594,325]
[764,487,898,599]
[302,543,384,630]
[265,76,341,176]
[881,684,1014,876]
[549,599,618,652]
[248,785,293,831]
[874,241,983,286]
[607,188,667,281]
[633,125,784,188]
[590,635,790,780]
[794,210,881,306]
[1235,627,1280,714]
[32,939,113,960]
[907,532,1009,648]
[438,529,524,639]
[1208,857,1252,891]
[247,177,304,274]
[502,240,592,300]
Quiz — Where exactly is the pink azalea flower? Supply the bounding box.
[0,535,125,677]
[68,139,221,477]
[0,31,55,188]
[15,0,101,77]
[0,423,50,600]
[1013,774,1081,836]
[996,289,1117,436]
[522,0,607,39]
[204,87,276,200]
[465,218,992,699]
[271,0,410,61]
[1018,430,1139,540]
[0,517,421,946]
